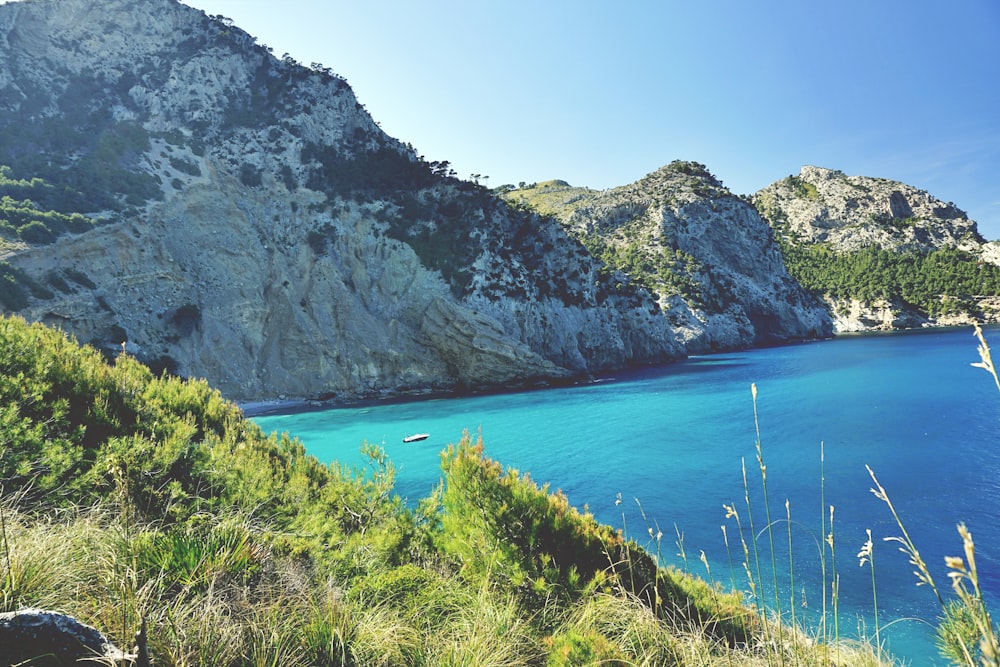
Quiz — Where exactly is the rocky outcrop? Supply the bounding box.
[826,297,927,332]
[754,166,983,253]
[0,0,681,402]
[505,163,833,353]
[0,608,135,666]
[755,166,1000,331]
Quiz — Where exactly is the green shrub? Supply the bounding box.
[0,263,29,310]
[436,432,621,605]
[16,220,55,245]
[546,628,626,666]
[133,518,264,594]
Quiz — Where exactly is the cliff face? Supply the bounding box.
[755,166,1000,331]
[755,166,983,253]
[505,163,833,353]
[0,0,681,402]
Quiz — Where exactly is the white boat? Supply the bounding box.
[402,433,429,443]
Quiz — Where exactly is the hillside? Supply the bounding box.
[755,166,1000,330]
[2,0,990,406]
[0,0,680,403]
[0,312,906,665]
[504,162,833,353]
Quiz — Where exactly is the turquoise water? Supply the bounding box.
[253,326,1000,666]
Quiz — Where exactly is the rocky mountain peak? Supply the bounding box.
[504,161,832,353]
[0,0,682,402]
[755,166,1000,332]
[755,165,980,253]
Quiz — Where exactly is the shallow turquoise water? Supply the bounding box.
[253,326,1000,666]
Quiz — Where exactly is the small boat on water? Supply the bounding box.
[402,433,429,443]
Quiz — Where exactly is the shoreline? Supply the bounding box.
[237,324,988,418]
[236,363,671,418]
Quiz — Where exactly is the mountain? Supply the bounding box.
[0,0,680,402]
[3,0,990,404]
[503,162,833,353]
[754,166,1000,331]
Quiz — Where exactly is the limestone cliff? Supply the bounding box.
[0,0,681,402]
[504,163,833,353]
[755,166,983,253]
[755,166,1000,331]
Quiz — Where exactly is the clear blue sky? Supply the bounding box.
[174,1,1000,235]
[23,0,1000,237]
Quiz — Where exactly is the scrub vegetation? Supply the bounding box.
[0,313,992,665]
[778,242,1000,318]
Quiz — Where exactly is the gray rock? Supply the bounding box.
[755,166,982,254]
[0,608,133,666]
[755,166,1000,331]
[0,0,681,403]
[508,162,833,353]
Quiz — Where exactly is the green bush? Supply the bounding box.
[0,314,887,664]
[546,628,626,666]
[779,243,1000,315]
[436,433,621,603]
[17,220,55,244]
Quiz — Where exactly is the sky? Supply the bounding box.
[5,0,1000,237]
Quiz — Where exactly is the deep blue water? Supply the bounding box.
[253,326,1000,666]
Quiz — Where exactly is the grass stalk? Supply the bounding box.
[827,504,840,660]
[866,466,945,608]
[819,442,828,656]
[721,525,738,594]
[858,528,881,661]
[752,383,785,655]
[972,322,1000,393]
[785,497,799,667]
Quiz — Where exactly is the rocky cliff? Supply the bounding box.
[0,0,680,402]
[755,166,983,253]
[504,163,833,353]
[755,166,1000,331]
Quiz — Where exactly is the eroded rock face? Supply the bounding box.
[0,608,131,666]
[507,163,833,353]
[754,166,982,253]
[0,0,682,402]
[755,166,1000,331]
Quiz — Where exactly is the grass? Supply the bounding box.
[1,313,997,665]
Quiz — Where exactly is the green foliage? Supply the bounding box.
[133,517,264,595]
[0,314,884,664]
[300,141,495,295]
[436,432,622,605]
[937,598,989,664]
[0,166,98,246]
[0,315,334,526]
[786,175,819,200]
[239,162,262,187]
[434,432,754,646]
[780,242,1000,316]
[0,112,162,213]
[0,263,30,310]
[545,628,626,666]
[168,156,202,177]
[301,143,439,197]
[581,233,704,305]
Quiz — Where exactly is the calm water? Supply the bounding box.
[253,326,1000,666]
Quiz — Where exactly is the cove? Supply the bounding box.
[252,326,1000,666]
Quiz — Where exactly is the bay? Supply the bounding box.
[252,326,1000,666]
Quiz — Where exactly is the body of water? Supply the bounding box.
[253,326,1000,666]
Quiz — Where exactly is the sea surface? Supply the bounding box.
[253,326,1000,666]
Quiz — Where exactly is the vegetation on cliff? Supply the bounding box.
[778,242,1000,318]
[755,169,1000,323]
[505,162,762,308]
[0,314,899,665]
[502,162,832,351]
